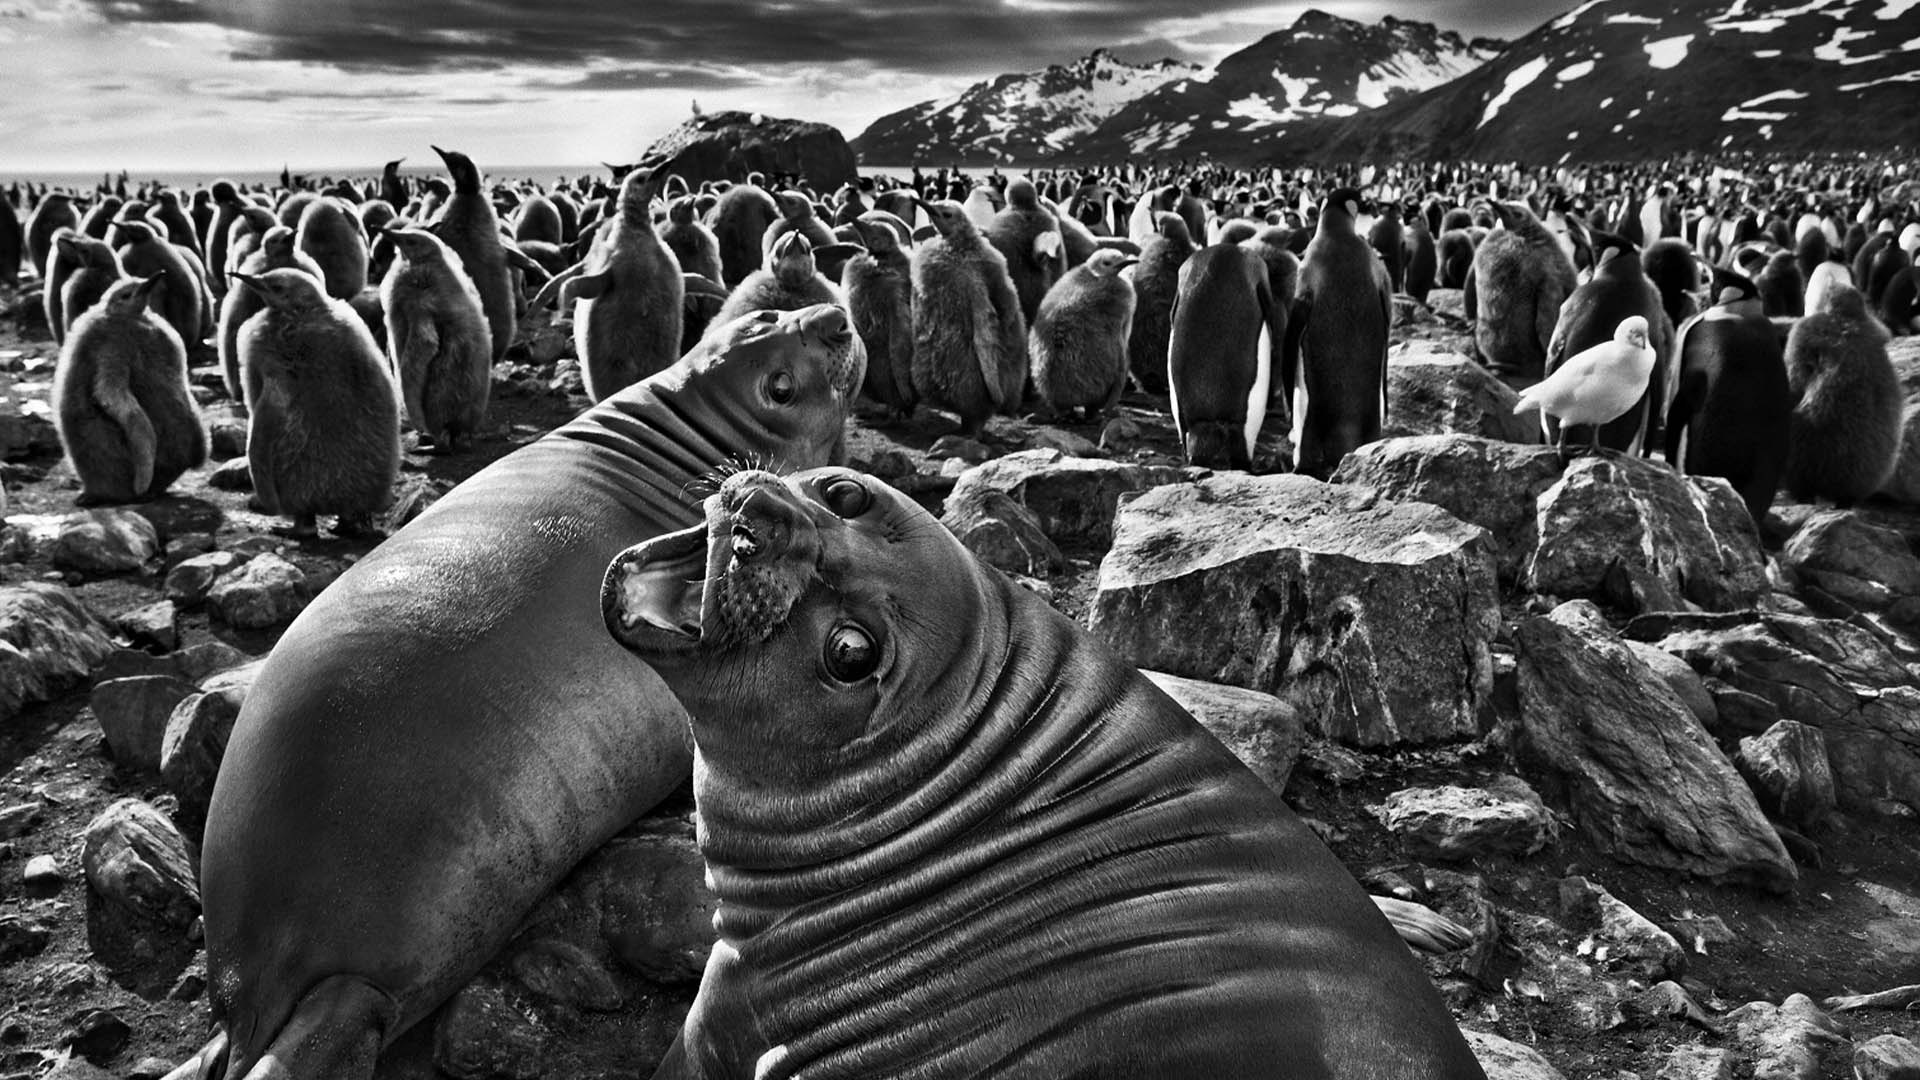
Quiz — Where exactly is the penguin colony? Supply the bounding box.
[8,153,1920,544]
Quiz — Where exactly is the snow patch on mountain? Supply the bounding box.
[1480,56,1549,127]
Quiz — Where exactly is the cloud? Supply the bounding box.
[528,63,771,94]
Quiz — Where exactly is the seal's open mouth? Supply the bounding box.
[603,523,721,646]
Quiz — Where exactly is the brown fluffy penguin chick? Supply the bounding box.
[712,230,841,328]
[112,219,208,348]
[54,273,207,506]
[295,197,369,301]
[379,227,492,453]
[986,177,1066,325]
[1126,212,1194,394]
[843,214,916,419]
[430,145,516,363]
[910,198,1027,438]
[762,189,837,258]
[53,231,124,343]
[662,195,723,283]
[1468,201,1579,384]
[528,167,684,401]
[1031,248,1137,419]
[219,225,324,403]
[234,269,398,536]
[1782,284,1901,506]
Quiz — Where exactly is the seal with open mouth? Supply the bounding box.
[177,306,862,1080]
[604,467,1487,1080]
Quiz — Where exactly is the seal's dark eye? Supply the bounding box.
[768,370,796,404]
[821,476,870,518]
[824,623,879,682]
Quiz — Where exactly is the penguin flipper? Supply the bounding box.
[567,271,613,303]
[92,354,156,496]
[1255,275,1290,428]
[1281,292,1311,406]
[503,245,552,288]
[1665,365,1705,469]
[1462,264,1477,322]
[529,260,584,311]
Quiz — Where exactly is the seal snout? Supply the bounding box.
[603,524,711,654]
[793,304,863,398]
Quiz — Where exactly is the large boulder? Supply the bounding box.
[1331,435,1564,584]
[0,583,117,722]
[1525,453,1767,612]
[1641,611,1920,816]
[1514,608,1797,892]
[1090,474,1498,747]
[1779,509,1920,626]
[1384,341,1541,445]
[633,111,856,198]
[1142,670,1305,794]
[946,450,1186,550]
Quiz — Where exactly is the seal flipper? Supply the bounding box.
[183,975,395,1080]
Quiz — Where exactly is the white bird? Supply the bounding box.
[1513,315,1655,454]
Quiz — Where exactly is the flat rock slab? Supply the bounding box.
[1091,473,1498,747]
[946,449,1187,550]
[1385,341,1542,445]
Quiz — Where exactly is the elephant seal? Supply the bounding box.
[173,305,864,1080]
[603,466,1488,1080]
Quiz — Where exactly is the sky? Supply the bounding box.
[2,0,1573,175]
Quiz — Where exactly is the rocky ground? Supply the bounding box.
[0,286,1916,1080]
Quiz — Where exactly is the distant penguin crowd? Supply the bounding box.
[5,148,1919,536]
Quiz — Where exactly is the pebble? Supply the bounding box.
[22,855,61,893]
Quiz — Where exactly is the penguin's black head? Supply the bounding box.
[1324,188,1365,225]
[432,146,482,193]
[1588,228,1638,265]
[1707,264,1759,307]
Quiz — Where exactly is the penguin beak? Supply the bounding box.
[229,272,257,291]
[1119,256,1140,270]
[134,270,168,298]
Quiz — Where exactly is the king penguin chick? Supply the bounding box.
[1030,248,1137,420]
[51,230,122,345]
[430,145,517,363]
[1468,200,1579,385]
[661,195,723,284]
[219,225,325,403]
[985,177,1065,326]
[233,268,399,536]
[843,214,916,419]
[379,227,492,452]
[712,230,841,328]
[54,273,207,505]
[910,198,1026,438]
[1126,212,1194,394]
[1781,284,1902,506]
[1514,315,1655,457]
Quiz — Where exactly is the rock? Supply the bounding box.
[205,552,309,629]
[1735,720,1838,830]
[1704,679,1782,737]
[1880,389,1920,504]
[113,601,179,652]
[0,801,39,840]
[1026,428,1100,457]
[1377,782,1554,861]
[947,449,1186,550]
[94,641,250,685]
[164,551,248,606]
[1624,641,1717,728]
[161,685,248,827]
[0,914,51,964]
[1462,1030,1567,1080]
[128,1058,176,1080]
[1855,1034,1920,1080]
[636,110,857,196]
[1654,1045,1735,1080]
[1330,435,1564,584]
[24,854,62,892]
[1142,670,1305,794]
[1558,876,1685,981]
[0,583,117,722]
[51,509,161,574]
[1098,415,1156,455]
[1514,612,1797,891]
[207,415,247,459]
[1727,993,1849,1080]
[1089,474,1498,747]
[940,487,1063,577]
[1629,981,1719,1030]
[385,475,454,532]
[168,961,207,1003]
[206,457,252,491]
[1652,611,1920,815]
[81,798,201,929]
[572,829,715,987]
[165,532,217,564]
[506,938,624,1013]
[524,320,575,365]
[1781,510,1920,620]
[88,674,199,774]
[1401,868,1502,985]
[59,1007,130,1065]
[1525,453,1768,612]
[927,434,992,463]
[857,448,916,481]
[433,980,545,1080]
[45,1058,116,1080]
[1385,342,1541,445]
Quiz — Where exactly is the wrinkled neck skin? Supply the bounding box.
[688,563,1096,940]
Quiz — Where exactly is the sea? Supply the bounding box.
[1,162,963,193]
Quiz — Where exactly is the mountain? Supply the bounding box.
[1294,0,1920,162]
[852,49,1203,165]
[1071,11,1504,160]
[850,11,1502,165]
